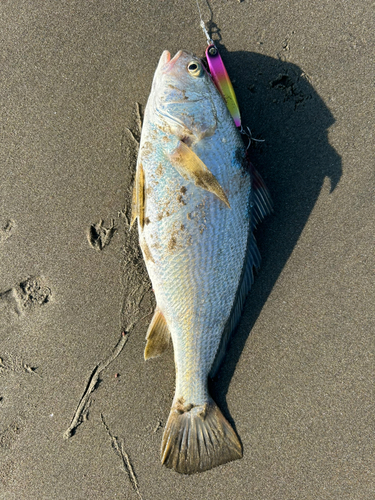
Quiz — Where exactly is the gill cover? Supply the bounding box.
[153,51,218,142]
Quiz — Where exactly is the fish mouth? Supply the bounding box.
[160,50,171,65]
[158,50,183,73]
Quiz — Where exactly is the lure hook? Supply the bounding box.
[240,126,265,150]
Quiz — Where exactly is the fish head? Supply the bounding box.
[150,50,221,143]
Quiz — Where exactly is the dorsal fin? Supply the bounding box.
[209,234,260,377]
[209,163,273,377]
[144,307,170,360]
[249,161,273,229]
[169,140,230,208]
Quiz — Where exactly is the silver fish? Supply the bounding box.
[132,50,272,474]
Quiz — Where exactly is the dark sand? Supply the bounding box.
[1,1,374,498]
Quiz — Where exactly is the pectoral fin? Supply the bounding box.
[130,181,137,227]
[144,308,170,360]
[131,162,145,228]
[169,141,230,208]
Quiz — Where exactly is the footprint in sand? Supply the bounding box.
[0,419,24,450]
[87,219,116,251]
[0,220,15,244]
[0,277,52,320]
[270,73,311,108]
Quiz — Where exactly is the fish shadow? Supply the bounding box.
[208,49,342,433]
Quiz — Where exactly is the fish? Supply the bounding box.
[132,49,272,474]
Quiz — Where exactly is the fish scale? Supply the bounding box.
[133,49,272,474]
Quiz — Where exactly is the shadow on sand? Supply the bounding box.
[208,47,342,435]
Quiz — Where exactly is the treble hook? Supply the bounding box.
[240,126,266,150]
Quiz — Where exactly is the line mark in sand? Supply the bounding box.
[88,218,116,250]
[101,413,143,500]
[63,332,129,439]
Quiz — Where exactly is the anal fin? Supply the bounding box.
[144,307,170,360]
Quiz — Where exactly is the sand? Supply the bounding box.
[0,1,374,498]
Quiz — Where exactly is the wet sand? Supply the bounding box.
[1,1,374,498]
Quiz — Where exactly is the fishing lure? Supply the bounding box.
[200,20,242,128]
[199,15,265,146]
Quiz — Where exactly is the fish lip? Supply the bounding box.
[168,50,183,68]
[160,50,171,65]
[158,50,183,73]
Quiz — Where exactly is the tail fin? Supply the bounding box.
[161,398,242,474]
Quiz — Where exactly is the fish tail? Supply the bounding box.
[161,397,242,474]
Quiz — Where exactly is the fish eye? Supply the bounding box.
[187,61,203,77]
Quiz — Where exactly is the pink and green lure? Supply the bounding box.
[205,44,242,128]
